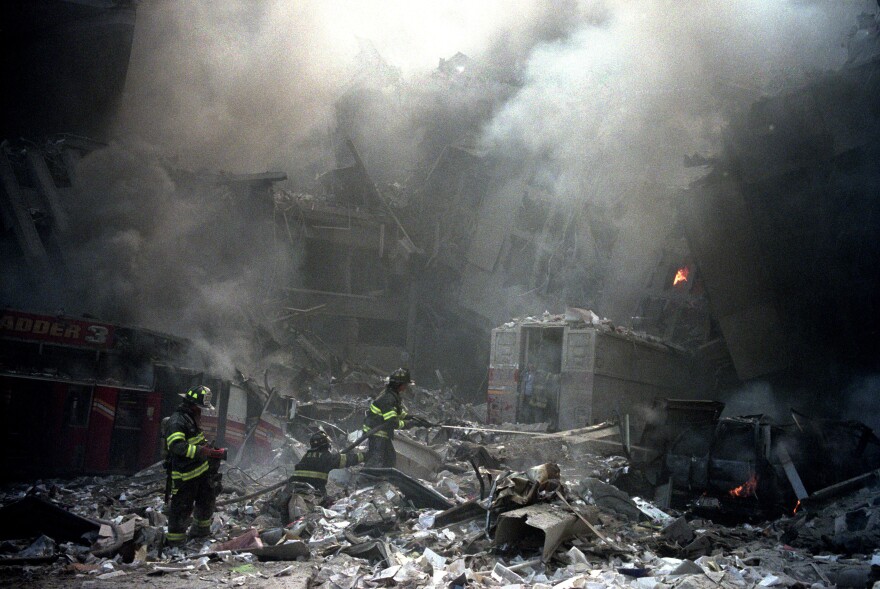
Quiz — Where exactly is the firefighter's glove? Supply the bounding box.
[198,446,228,461]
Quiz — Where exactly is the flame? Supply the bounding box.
[793,500,801,515]
[728,474,758,498]
[673,266,689,286]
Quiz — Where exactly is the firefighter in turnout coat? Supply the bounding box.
[290,430,366,494]
[362,368,414,468]
[276,430,366,521]
[164,386,227,546]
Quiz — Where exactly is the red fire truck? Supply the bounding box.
[0,308,282,479]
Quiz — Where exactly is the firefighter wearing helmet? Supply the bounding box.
[163,385,227,546]
[272,429,366,521]
[361,368,415,467]
[289,430,366,495]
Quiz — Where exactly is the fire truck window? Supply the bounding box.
[64,386,92,427]
[108,392,144,471]
[114,392,142,429]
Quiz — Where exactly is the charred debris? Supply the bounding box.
[0,389,879,588]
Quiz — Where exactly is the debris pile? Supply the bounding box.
[2,423,880,589]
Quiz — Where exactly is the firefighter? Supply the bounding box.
[290,430,366,494]
[362,367,414,468]
[164,385,227,546]
[277,430,367,521]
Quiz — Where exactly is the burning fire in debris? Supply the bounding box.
[793,500,802,514]
[673,266,690,286]
[728,474,758,498]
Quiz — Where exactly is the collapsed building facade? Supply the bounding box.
[270,44,719,398]
[683,48,880,393]
[3,1,879,464]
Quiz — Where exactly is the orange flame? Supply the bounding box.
[728,474,758,498]
[793,500,801,515]
[673,266,689,286]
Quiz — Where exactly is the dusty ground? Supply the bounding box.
[0,560,313,588]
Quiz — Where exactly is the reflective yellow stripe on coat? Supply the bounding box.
[171,460,210,481]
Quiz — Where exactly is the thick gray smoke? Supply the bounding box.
[483,1,861,196]
[58,0,873,375]
[115,1,556,171]
[65,141,295,373]
[479,0,867,319]
[116,1,868,193]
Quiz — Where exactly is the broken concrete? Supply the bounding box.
[495,503,589,561]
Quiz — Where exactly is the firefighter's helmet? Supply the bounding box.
[388,368,413,387]
[309,430,331,450]
[181,385,214,409]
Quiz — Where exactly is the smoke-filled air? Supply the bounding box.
[56,0,871,374]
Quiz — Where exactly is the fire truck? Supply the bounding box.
[0,308,283,479]
[487,313,704,431]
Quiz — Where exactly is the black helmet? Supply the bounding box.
[309,430,331,450]
[388,368,412,387]
[181,385,214,409]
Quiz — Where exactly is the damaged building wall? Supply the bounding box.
[682,53,880,392]
[272,138,418,373]
[0,2,136,140]
[0,136,103,307]
[681,172,791,381]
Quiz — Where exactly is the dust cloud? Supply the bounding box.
[52,0,873,373]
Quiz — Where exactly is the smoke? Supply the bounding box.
[720,380,791,422]
[84,1,614,375]
[478,0,867,319]
[116,2,338,171]
[115,1,552,171]
[482,1,861,200]
[115,1,868,204]
[64,141,295,373]
[45,0,873,378]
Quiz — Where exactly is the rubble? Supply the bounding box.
[2,417,880,589]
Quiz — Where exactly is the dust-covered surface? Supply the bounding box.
[2,421,879,589]
[0,560,313,589]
